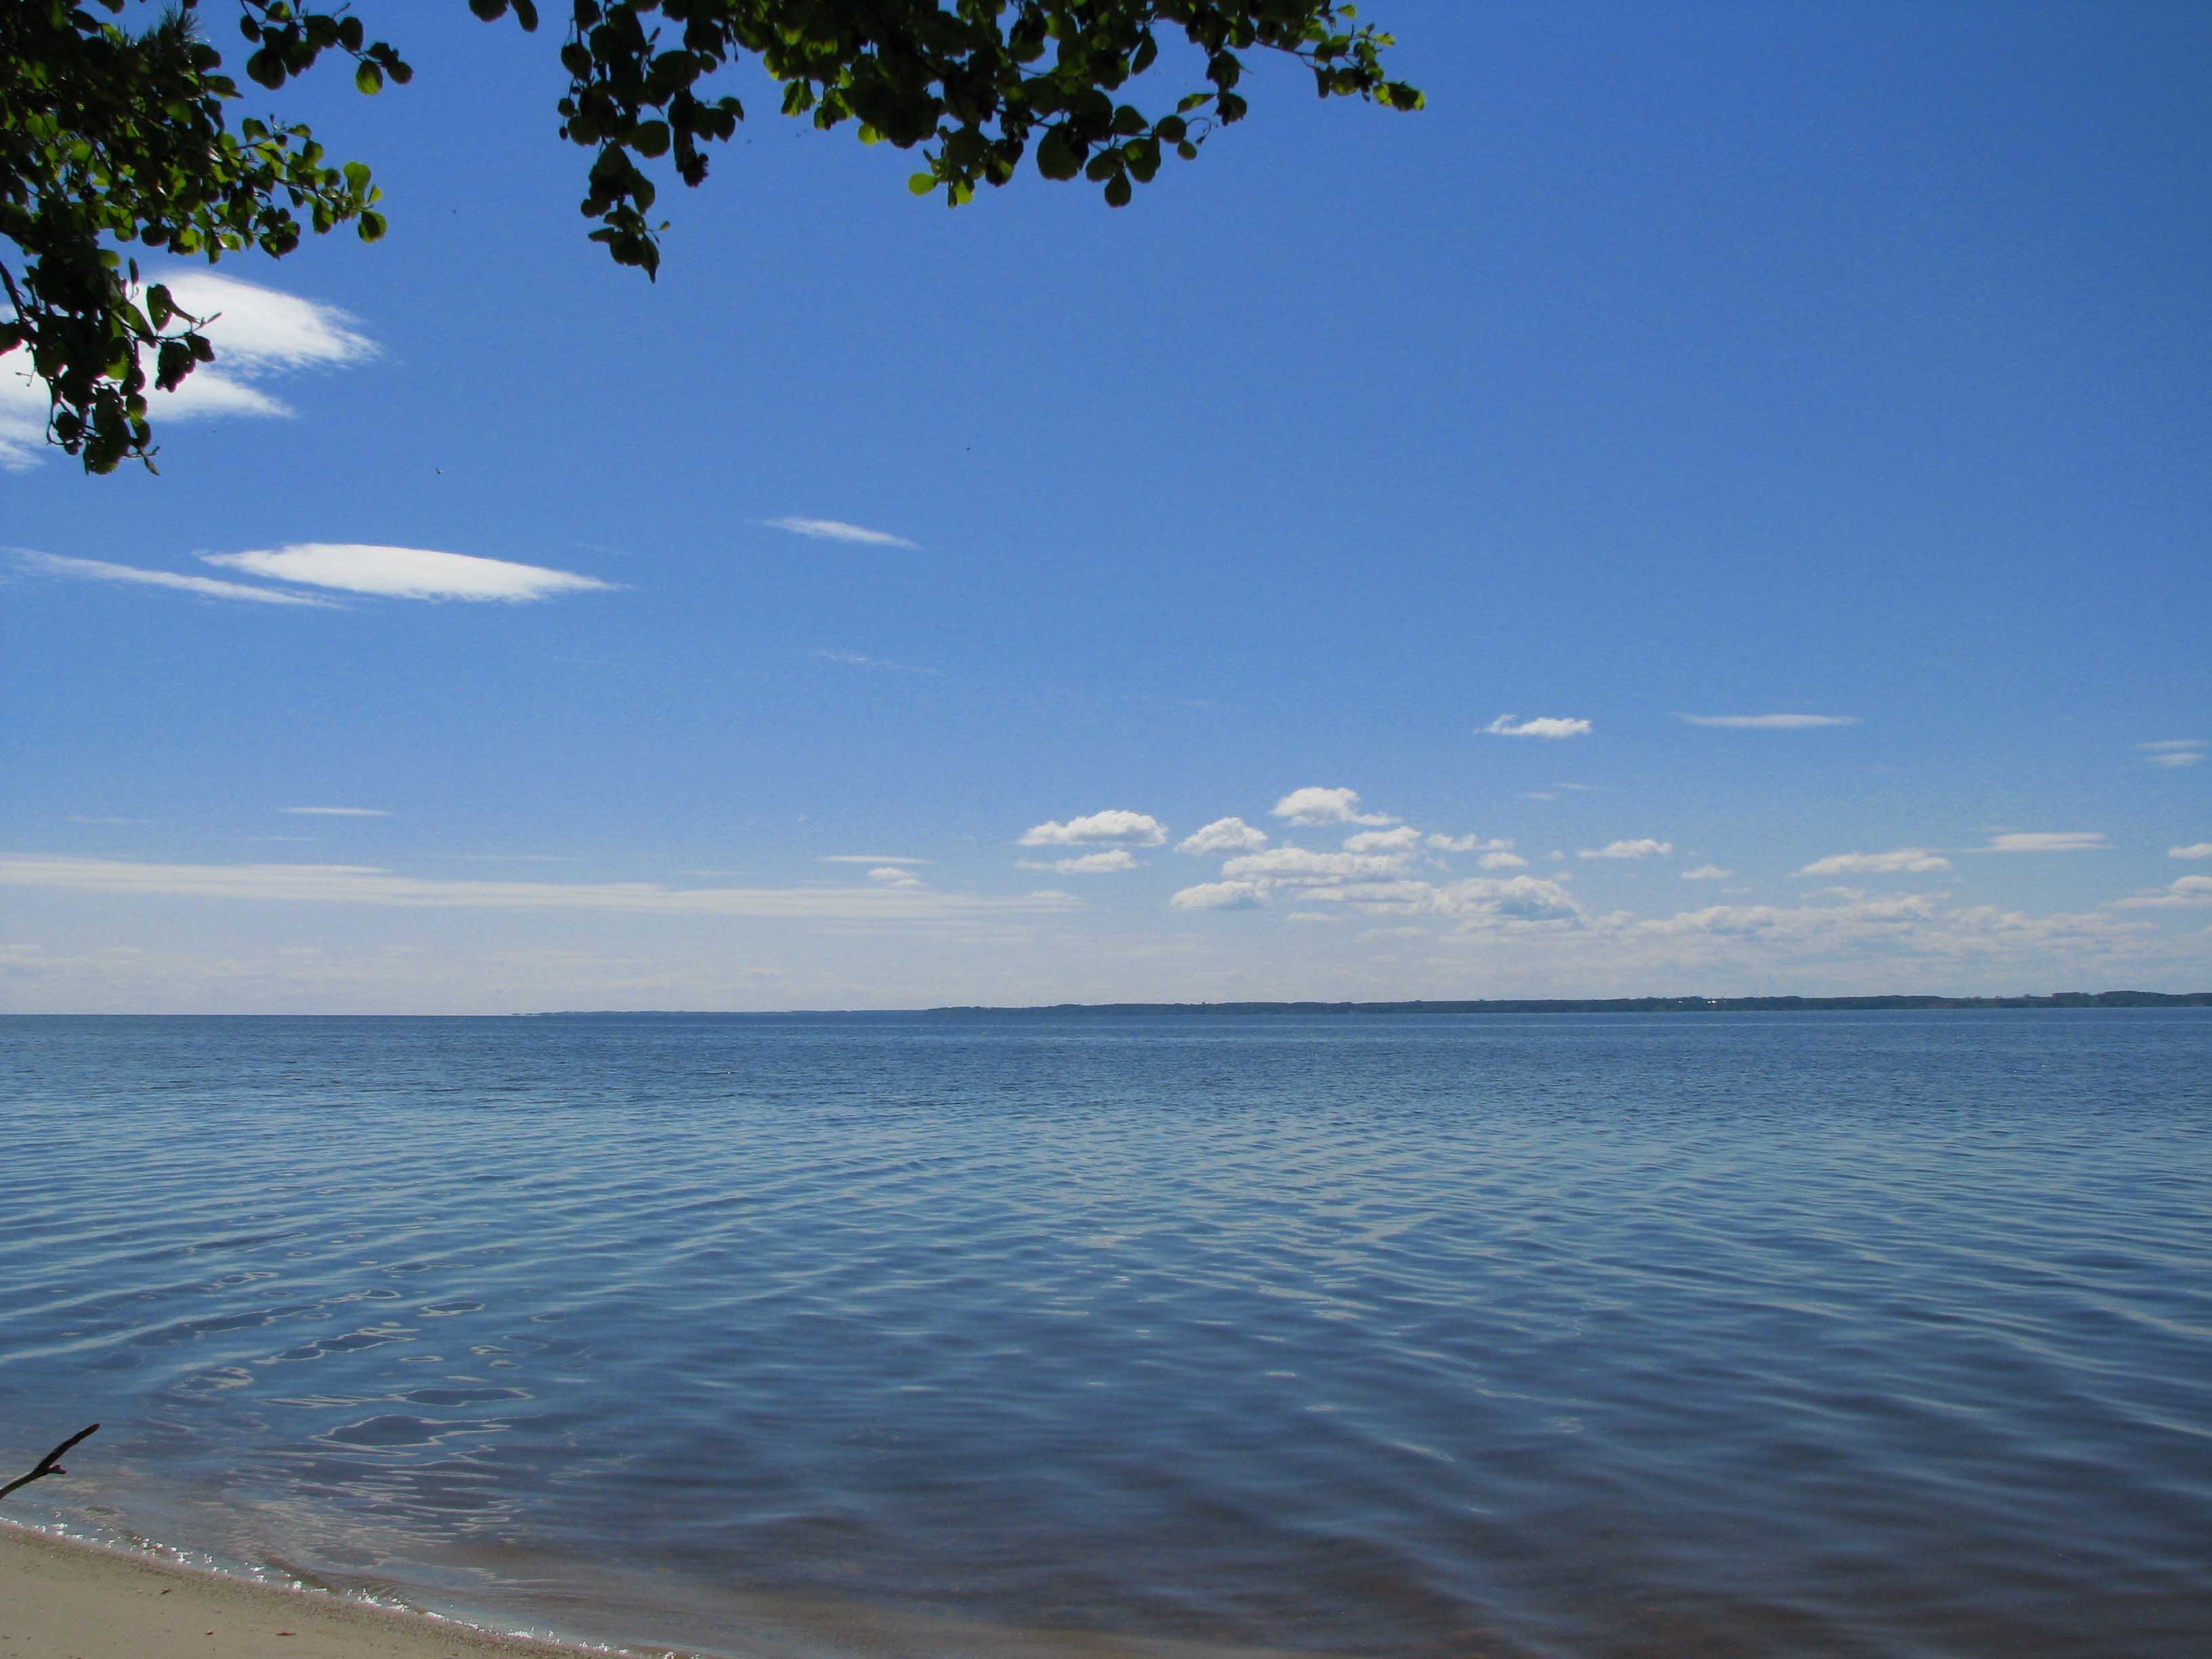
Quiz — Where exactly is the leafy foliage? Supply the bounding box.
[2,1,1418,472]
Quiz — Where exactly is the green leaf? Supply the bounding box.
[1036,126,1082,181]
[357,210,387,243]
[354,60,384,95]
[908,171,937,195]
[343,160,371,193]
[1103,172,1132,208]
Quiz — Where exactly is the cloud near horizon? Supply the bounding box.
[1019,849,1142,875]
[1982,832,2107,854]
[204,545,611,602]
[2171,843,2212,861]
[1170,880,1268,911]
[2112,875,2212,909]
[1796,848,1952,876]
[1482,714,1592,739]
[1,270,376,469]
[1177,817,1269,855]
[1678,714,1860,729]
[1018,810,1167,847]
[1580,839,1674,861]
[1271,787,1397,827]
[0,853,1073,923]
[762,517,918,548]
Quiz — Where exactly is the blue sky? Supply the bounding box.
[4,2,2208,1011]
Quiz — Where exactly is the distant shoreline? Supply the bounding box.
[920,991,2212,1015]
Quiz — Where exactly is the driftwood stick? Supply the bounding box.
[0,1424,100,1502]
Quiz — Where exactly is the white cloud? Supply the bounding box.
[819,855,930,865]
[1343,826,1423,853]
[1270,787,1397,827]
[1480,851,1530,869]
[1170,880,1268,911]
[1677,714,1860,729]
[14,550,335,607]
[1681,865,1732,880]
[762,517,918,548]
[0,854,1075,922]
[1423,834,1511,854]
[1481,714,1591,739]
[1580,839,1674,861]
[1982,832,2106,854]
[1296,874,1583,928]
[1176,817,1269,855]
[2139,740,2206,770]
[1018,849,1141,875]
[2112,875,2212,909]
[203,544,611,603]
[866,865,925,888]
[1221,847,1417,884]
[1796,848,1951,876]
[1,270,377,469]
[281,806,390,818]
[1017,810,1166,847]
[2170,844,2212,861]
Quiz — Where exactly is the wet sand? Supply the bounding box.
[0,1523,644,1659]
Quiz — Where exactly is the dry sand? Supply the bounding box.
[0,1523,661,1659]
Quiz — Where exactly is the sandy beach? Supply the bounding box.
[0,1523,636,1659]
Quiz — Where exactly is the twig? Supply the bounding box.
[0,1424,100,1502]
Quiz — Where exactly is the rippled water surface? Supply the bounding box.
[3,1012,2209,1657]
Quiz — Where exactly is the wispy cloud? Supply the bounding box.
[1981,832,2106,854]
[281,806,391,818]
[1169,880,1268,911]
[0,854,1075,922]
[15,550,335,607]
[763,517,918,548]
[2171,844,2212,861]
[2112,875,2212,909]
[1481,714,1591,739]
[1271,787,1397,827]
[1,270,376,469]
[819,855,930,865]
[1678,713,1860,730]
[812,649,938,674]
[1018,849,1141,875]
[1018,810,1167,848]
[203,544,611,603]
[2139,740,2207,769]
[1681,864,1732,880]
[1796,848,1950,875]
[1580,838,1674,861]
[1177,817,1269,855]
[865,865,926,888]
[1481,851,1530,869]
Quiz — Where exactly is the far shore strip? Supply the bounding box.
[0,1523,666,1659]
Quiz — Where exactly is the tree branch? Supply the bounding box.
[0,1424,100,1502]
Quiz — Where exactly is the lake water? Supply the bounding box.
[2,1012,2209,1658]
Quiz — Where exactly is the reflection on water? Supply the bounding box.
[3,1011,2211,1658]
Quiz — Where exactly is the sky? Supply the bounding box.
[3,2,2208,1012]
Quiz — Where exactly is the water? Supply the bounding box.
[2,1012,2209,1658]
